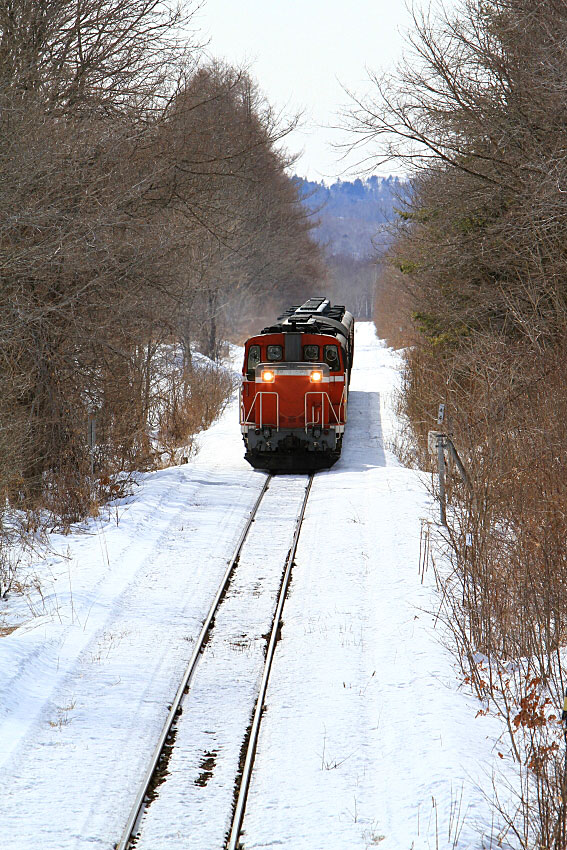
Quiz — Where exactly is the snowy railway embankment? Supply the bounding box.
[0,323,512,849]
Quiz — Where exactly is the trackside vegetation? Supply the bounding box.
[351,0,567,845]
[0,0,326,544]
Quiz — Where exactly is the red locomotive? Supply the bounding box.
[240,298,354,471]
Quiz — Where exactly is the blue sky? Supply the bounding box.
[195,0,452,182]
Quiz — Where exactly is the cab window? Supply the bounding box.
[303,344,319,361]
[324,344,341,371]
[267,344,283,361]
[247,345,261,378]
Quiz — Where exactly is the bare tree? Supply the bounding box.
[0,0,197,112]
[348,3,567,844]
[0,8,327,524]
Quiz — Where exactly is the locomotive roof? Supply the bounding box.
[260,297,350,339]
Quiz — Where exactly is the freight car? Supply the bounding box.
[240,298,354,471]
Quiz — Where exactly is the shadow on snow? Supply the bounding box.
[335,390,387,472]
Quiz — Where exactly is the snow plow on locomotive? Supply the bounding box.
[240,298,354,472]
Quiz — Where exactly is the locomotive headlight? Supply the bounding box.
[261,369,275,383]
[310,369,323,383]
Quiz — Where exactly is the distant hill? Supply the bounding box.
[292,175,405,319]
[295,175,405,260]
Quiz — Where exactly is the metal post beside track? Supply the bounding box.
[437,433,447,527]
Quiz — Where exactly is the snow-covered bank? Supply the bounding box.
[0,401,265,848]
[0,323,511,849]
[243,323,509,850]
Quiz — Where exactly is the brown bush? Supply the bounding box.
[350,0,567,842]
[373,260,416,350]
[157,363,237,463]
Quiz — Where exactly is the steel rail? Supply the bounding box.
[117,473,273,850]
[226,473,314,850]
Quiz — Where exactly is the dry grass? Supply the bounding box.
[157,362,237,463]
[375,244,567,846]
[373,262,416,350]
[405,338,567,848]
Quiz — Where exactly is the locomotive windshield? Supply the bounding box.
[267,345,283,361]
[324,345,340,371]
[303,344,319,361]
[247,345,261,377]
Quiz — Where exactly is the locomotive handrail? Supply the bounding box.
[242,386,346,433]
[304,390,346,431]
[241,391,280,430]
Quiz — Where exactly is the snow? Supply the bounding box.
[242,324,511,850]
[0,323,514,849]
[135,475,313,849]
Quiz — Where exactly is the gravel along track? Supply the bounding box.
[121,473,313,850]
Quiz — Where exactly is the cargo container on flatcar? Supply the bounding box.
[240,298,354,471]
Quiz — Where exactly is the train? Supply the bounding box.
[240,298,354,472]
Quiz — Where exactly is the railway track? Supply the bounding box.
[117,472,313,850]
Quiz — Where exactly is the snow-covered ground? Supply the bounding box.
[0,323,511,849]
